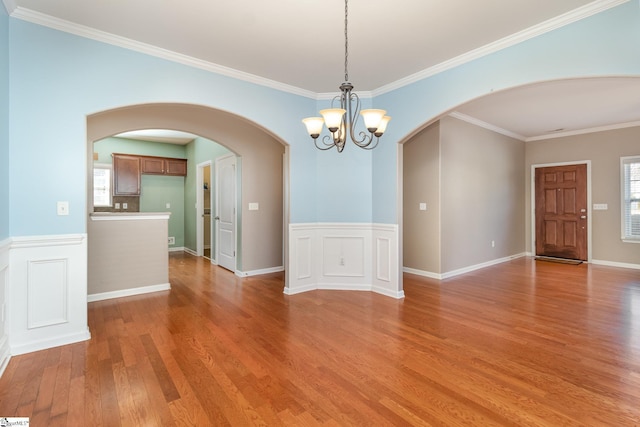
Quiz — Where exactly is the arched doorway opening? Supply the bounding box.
[86,103,289,298]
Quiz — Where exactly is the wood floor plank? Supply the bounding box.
[1,254,640,425]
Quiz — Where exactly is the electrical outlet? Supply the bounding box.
[168,237,175,245]
[122,203,128,210]
[115,202,120,209]
[491,240,495,248]
[166,203,171,209]
[57,201,69,216]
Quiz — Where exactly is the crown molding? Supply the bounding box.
[526,119,640,141]
[8,0,630,100]
[2,0,16,14]
[373,0,631,96]
[449,112,526,141]
[9,7,318,99]
[450,111,640,142]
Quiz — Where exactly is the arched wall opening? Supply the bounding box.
[86,103,289,288]
[397,76,640,278]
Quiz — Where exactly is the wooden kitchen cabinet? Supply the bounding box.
[141,156,165,174]
[141,156,187,176]
[165,158,187,176]
[112,154,141,196]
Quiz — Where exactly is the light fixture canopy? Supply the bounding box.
[302,0,391,152]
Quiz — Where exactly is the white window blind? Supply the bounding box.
[621,156,640,242]
[93,164,112,207]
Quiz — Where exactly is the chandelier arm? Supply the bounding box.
[353,132,379,149]
[346,92,375,147]
[316,134,338,150]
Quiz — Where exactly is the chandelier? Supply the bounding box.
[302,0,391,152]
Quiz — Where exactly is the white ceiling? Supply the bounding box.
[6,0,640,140]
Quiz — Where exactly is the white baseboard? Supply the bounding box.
[88,283,171,302]
[11,328,91,356]
[403,252,527,280]
[590,259,640,270]
[0,334,10,378]
[183,247,197,256]
[236,266,284,277]
[169,246,185,253]
[403,267,441,279]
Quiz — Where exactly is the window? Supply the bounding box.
[93,164,112,207]
[621,156,640,242]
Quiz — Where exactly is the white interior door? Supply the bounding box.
[216,155,236,272]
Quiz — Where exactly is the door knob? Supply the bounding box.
[214,216,220,220]
[581,215,587,219]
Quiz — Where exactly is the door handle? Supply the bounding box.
[581,215,587,219]
[214,216,220,220]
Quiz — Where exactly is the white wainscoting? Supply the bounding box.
[9,234,91,355]
[0,238,10,377]
[286,223,403,298]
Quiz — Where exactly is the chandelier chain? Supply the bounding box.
[344,0,349,82]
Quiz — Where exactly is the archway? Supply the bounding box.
[86,103,289,293]
[398,76,640,278]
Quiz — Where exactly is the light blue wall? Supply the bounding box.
[372,0,640,223]
[5,1,640,237]
[0,6,9,239]
[7,18,319,237]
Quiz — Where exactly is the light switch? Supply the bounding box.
[166,203,171,209]
[57,201,69,216]
[593,203,608,210]
[419,203,427,211]
[115,202,120,209]
[122,203,128,210]
[249,202,259,211]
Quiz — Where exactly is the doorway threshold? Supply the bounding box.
[535,256,583,265]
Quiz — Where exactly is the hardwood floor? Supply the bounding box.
[1,253,640,426]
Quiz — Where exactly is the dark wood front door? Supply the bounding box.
[535,164,587,260]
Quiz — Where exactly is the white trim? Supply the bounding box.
[90,212,171,221]
[10,328,91,356]
[403,253,527,280]
[590,259,640,270]
[88,283,171,302]
[403,267,441,280]
[287,223,401,299]
[620,155,640,242]
[10,233,86,248]
[530,161,592,262]
[0,334,10,378]
[9,1,628,99]
[9,233,90,356]
[168,246,186,253]
[449,112,526,141]
[373,0,630,96]
[183,247,197,256]
[196,160,213,258]
[9,7,317,100]
[235,266,284,277]
[527,119,640,142]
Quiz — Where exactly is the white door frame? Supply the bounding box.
[530,160,592,262]
[196,160,213,258]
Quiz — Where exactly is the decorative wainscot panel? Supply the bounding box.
[9,234,91,355]
[286,223,402,298]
